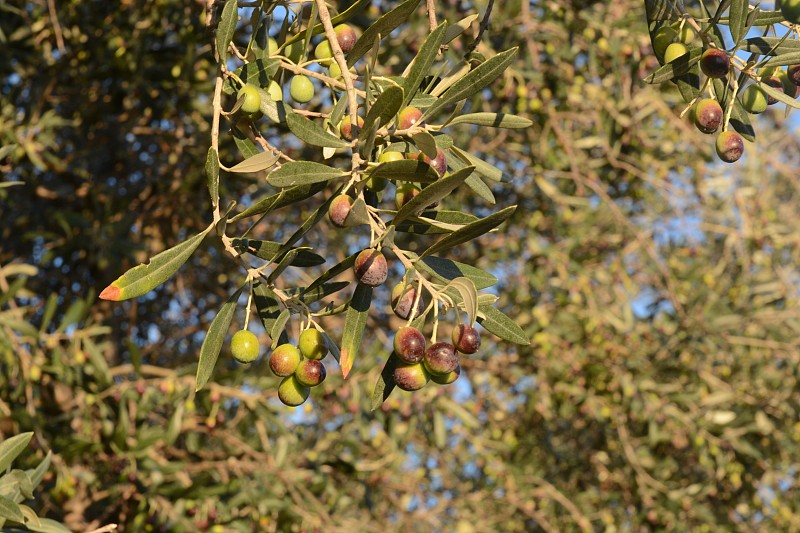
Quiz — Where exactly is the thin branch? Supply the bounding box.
[467,0,495,54]
[426,0,438,31]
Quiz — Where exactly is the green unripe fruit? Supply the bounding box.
[285,40,306,64]
[395,183,421,209]
[423,342,459,376]
[295,359,326,387]
[339,115,364,141]
[269,343,301,377]
[675,23,696,44]
[267,38,279,56]
[278,376,310,406]
[365,175,388,192]
[314,40,334,62]
[700,48,730,78]
[741,85,768,114]
[693,98,723,134]
[298,329,328,360]
[393,362,429,391]
[715,131,744,163]
[774,69,799,98]
[290,75,315,103]
[354,249,388,287]
[431,364,461,385]
[379,151,405,163]
[452,324,481,354]
[267,80,282,102]
[237,84,261,115]
[334,24,357,53]
[653,26,678,62]
[393,326,426,364]
[781,0,800,24]
[231,330,260,363]
[328,194,353,228]
[398,106,424,129]
[329,62,342,80]
[663,42,689,64]
[391,283,423,320]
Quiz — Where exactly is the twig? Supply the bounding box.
[46,0,65,53]
[426,0,438,31]
[467,0,495,53]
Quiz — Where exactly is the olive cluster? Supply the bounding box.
[391,324,480,391]
[653,20,800,164]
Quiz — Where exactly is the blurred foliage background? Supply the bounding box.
[2,0,800,531]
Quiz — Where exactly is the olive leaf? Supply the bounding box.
[285,111,351,148]
[446,112,533,128]
[359,86,404,142]
[100,225,212,301]
[371,353,401,411]
[445,277,478,325]
[392,166,474,225]
[205,147,219,208]
[477,304,529,345]
[339,284,373,379]
[415,255,497,289]
[267,161,346,188]
[347,0,422,67]
[230,182,328,221]
[215,0,238,61]
[227,151,280,174]
[420,205,517,259]
[367,159,440,184]
[402,22,448,106]
[232,239,325,266]
[195,284,245,391]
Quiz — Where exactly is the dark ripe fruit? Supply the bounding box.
[393,326,426,363]
[298,328,328,360]
[788,65,800,87]
[278,376,310,406]
[295,359,326,387]
[452,324,481,354]
[269,344,301,377]
[431,364,460,385]
[421,149,447,177]
[328,195,353,227]
[353,249,388,287]
[781,0,800,24]
[395,183,421,209]
[398,106,424,129]
[693,98,723,134]
[715,131,744,163]
[652,26,678,62]
[290,75,315,103]
[391,282,424,320]
[334,24,357,53]
[339,115,364,141]
[663,42,688,64]
[231,330,260,363]
[237,84,261,115]
[741,85,768,114]
[393,362,429,391]
[776,69,800,98]
[700,48,729,78]
[763,76,782,105]
[423,342,459,376]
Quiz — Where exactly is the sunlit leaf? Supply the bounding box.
[195,284,244,391]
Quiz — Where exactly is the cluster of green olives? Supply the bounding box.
[269,328,329,407]
[392,324,481,391]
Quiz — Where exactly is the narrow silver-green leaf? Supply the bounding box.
[722,10,783,25]
[0,433,32,474]
[368,159,440,184]
[447,112,533,128]
[26,451,51,488]
[205,148,219,208]
[230,182,328,221]
[396,210,479,234]
[222,59,280,94]
[268,161,345,188]
[447,277,478,325]
[24,517,72,533]
[465,174,496,204]
[644,47,703,84]
[402,23,448,106]
[232,126,259,158]
[742,37,800,56]
[300,253,359,297]
[420,205,516,259]
[371,353,400,411]
[339,284,373,378]
[416,255,497,289]
[228,151,280,174]
[759,80,800,109]
[216,0,238,61]
[195,284,245,391]
[100,226,212,301]
[392,166,473,225]
[762,51,800,67]
[270,309,291,349]
[347,0,422,67]
[232,239,325,266]
[253,283,288,346]
[285,112,350,148]
[423,48,518,120]
[283,0,371,47]
[360,86,405,142]
[0,495,23,523]
[450,145,503,181]
[288,281,350,305]
[477,305,529,345]
[443,14,478,44]
[412,131,438,158]
[729,0,749,44]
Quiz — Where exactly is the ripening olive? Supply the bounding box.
[231,330,260,363]
[391,282,424,320]
[700,48,730,78]
[339,115,364,141]
[334,24,357,53]
[715,131,744,163]
[267,80,283,102]
[393,362,429,391]
[298,329,328,360]
[395,183,421,209]
[398,106,424,129]
[295,359,327,387]
[423,342,459,376]
[452,324,481,354]
[693,98,722,134]
[353,249,388,287]
[393,326,426,364]
[269,344,301,377]
[328,195,353,228]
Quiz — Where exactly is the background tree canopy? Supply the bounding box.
[2,0,800,531]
